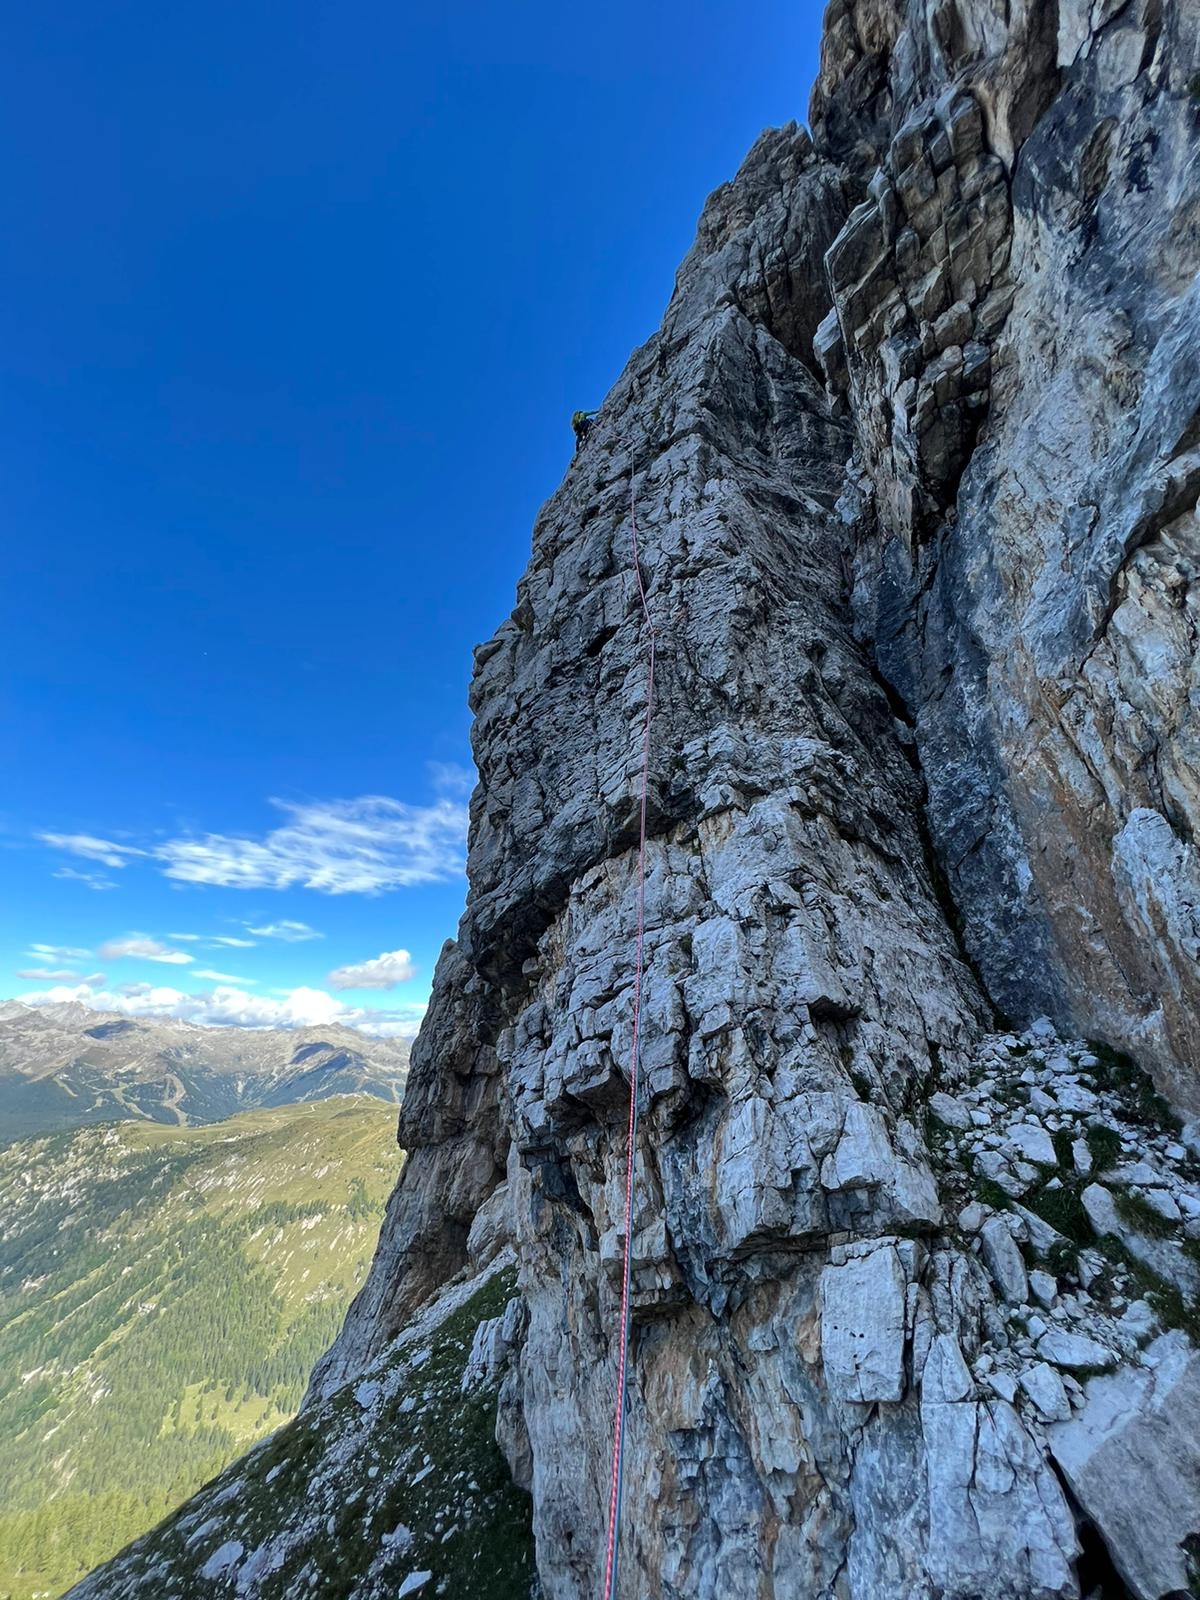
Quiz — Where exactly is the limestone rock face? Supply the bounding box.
[817,0,1200,1102]
[308,4,1200,1599]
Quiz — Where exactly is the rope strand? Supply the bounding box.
[600,469,656,1600]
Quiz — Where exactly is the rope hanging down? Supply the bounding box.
[601,470,656,1600]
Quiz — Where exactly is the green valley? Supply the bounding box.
[0,1096,403,1600]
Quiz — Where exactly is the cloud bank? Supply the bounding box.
[37,833,146,868]
[98,935,194,965]
[158,796,467,893]
[18,980,425,1039]
[245,921,321,943]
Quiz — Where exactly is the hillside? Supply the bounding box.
[0,1096,402,1600]
[65,1258,535,1600]
[0,1002,411,1140]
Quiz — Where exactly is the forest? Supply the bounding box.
[0,1096,401,1600]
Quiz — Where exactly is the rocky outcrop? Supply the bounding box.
[317,3,1199,1596]
[77,2,1200,1598]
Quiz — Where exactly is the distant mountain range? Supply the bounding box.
[0,1001,411,1140]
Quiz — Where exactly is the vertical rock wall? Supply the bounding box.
[314,4,1200,1597]
[813,0,1200,1102]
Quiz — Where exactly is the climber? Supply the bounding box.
[572,409,598,453]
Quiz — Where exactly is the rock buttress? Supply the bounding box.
[317,122,1081,1599]
[311,5,1200,1597]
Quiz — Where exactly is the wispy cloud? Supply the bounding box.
[167,932,203,942]
[36,793,469,898]
[53,866,119,890]
[428,761,474,797]
[16,980,426,1037]
[38,833,146,869]
[211,935,258,948]
[28,943,92,962]
[328,949,416,991]
[16,967,106,982]
[193,968,256,984]
[98,934,195,966]
[157,796,467,894]
[245,920,322,943]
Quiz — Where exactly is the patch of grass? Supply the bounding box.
[1025,1180,1095,1246]
[991,1082,1027,1108]
[75,1268,534,1600]
[1045,1238,1080,1275]
[975,1177,1014,1213]
[1113,1189,1175,1240]
[1101,1240,1200,1345]
[1085,1123,1122,1172]
[1051,1128,1076,1169]
[1084,1041,1182,1133]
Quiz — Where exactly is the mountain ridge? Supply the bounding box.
[0,1002,411,1140]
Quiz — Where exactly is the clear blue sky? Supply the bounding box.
[1,1,824,1034]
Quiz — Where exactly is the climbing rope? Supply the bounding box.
[601,468,656,1600]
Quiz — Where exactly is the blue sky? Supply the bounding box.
[1,1,824,1035]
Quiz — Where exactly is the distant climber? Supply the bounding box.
[572,409,598,453]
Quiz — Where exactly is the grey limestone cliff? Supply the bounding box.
[76,2,1200,1597]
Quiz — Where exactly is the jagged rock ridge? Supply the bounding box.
[78,1,1200,1597]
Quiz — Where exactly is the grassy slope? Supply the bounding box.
[67,1264,535,1600]
[0,1097,402,1600]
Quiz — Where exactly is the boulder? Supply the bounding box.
[1050,1333,1200,1600]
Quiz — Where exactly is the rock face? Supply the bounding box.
[80,3,1200,1598]
[307,3,1200,1597]
[1051,1332,1200,1600]
[812,0,1200,1103]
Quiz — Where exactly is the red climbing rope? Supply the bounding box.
[601,469,656,1600]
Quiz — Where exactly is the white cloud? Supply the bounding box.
[193,968,256,984]
[28,943,92,961]
[98,935,195,966]
[211,935,258,948]
[38,833,146,868]
[428,761,474,797]
[36,792,468,898]
[16,980,426,1037]
[245,920,322,943]
[167,932,203,942]
[53,866,119,890]
[16,967,106,982]
[328,949,417,991]
[157,796,467,895]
